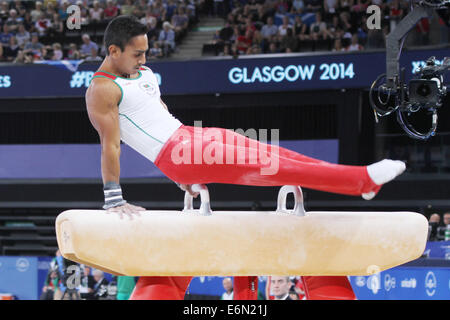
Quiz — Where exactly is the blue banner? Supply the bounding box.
[0,256,38,300]
[423,241,450,259]
[349,266,450,300]
[0,48,448,98]
[0,139,338,179]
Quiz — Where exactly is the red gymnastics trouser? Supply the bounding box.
[154,125,381,196]
[129,276,258,300]
[133,125,376,300]
[301,276,356,300]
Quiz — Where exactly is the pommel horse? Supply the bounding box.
[55,185,428,300]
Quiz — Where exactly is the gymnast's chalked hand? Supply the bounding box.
[107,203,145,220]
[179,184,200,198]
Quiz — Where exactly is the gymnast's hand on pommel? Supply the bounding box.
[106,202,146,220]
[178,184,200,198]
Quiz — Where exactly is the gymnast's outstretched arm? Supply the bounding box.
[86,77,145,215]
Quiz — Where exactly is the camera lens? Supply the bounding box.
[417,84,431,97]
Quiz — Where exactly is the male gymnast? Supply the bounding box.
[85,15,406,299]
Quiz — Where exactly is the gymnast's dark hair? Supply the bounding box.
[104,15,148,55]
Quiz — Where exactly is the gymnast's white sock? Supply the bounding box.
[362,159,406,200]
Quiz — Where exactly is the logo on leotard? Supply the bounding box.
[139,82,157,96]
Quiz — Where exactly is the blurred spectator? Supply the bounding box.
[218,22,234,44]
[116,276,136,300]
[171,6,189,34]
[339,0,354,13]
[304,0,321,12]
[291,0,305,14]
[280,27,297,53]
[50,249,80,300]
[135,0,149,18]
[0,24,13,49]
[151,0,167,23]
[35,12,52,36]
[328,14,342,39]
[67,42,81,59]
[218,43,232,56]
[339,10,354,33]
[5,9,23,33]
[24,33,44,56]
[79,2,91,26]
[58,1,70,21]
[14,49,34,62]
[89,0,104,23]
[46,1,57,17]
[166,0,178,21]
[221,277,234,300]
[11,0,23,11]
[332,38,345,51]
[310,12,333,40]
[92,269,109,300]
[30,1,44,23]
[276,0,290,15]
[248,43,262,54]
[324,0,338,19]
[428,213,441,241]
[243,16,256,35]
[436,212,450,241]
[15,24,30,47]
[0,0,7,16]
[261,16,278,40]
[104,0,119,21]
[51,42,63,60]
[0,43,3,61]
[79,265,95,300]
[40,269,61,300]
[121,0,136,16]
[3,36,19,61]
[185,0,197,22]
[236,28,252,54]
[267,41,279,54]
[146,17,160,47]
[85,46,102,61]
[289,289,299,300]
[48,13,64,37]
[293,15,309,41]
[80,34,98,59]
[292,276,306,300]
[278,15,292,41]
[141,8,155,26]
[351,0,368,14]
[346,33,363,51]
[158,21,176,56]
[251,29,263,51]
[13,49,27,63]
[270,276,292,300]
[22,11,35,32]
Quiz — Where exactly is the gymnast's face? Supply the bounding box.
[110,34,148,76]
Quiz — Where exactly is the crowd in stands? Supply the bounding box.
[428,212,450,242]
[209,0,447,56]
[40,250,137,300]
[0,0,202,63]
